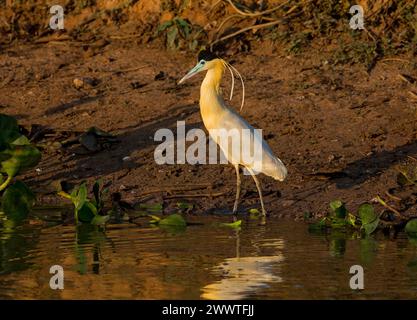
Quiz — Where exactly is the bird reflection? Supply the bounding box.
[201,230,284,300]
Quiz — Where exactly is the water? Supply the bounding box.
[0,217,417,299]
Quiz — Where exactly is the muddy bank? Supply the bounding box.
[1,38,417,218]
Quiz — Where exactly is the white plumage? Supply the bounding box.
[179,52,287,216]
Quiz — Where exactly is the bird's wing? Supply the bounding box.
[211,108,287,181]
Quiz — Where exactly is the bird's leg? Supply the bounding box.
[232,164,241,215]
[247,168,266,217]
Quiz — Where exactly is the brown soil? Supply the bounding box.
[2,37,417,219]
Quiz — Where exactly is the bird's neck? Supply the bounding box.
[199,60,226,129]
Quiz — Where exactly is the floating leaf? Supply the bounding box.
[362,217,379,235]
[221,220,242,229]
[91,215,110,225]
[1,181,35,221]
[358,203,377,224]
[159,214,186,227]
[329,200,347,218]
[405,219,417,237]
[1,145,41,177]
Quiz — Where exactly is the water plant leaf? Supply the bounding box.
[405,219,417,237]
[1,181,35,221]
[71,183,88,211]
[1,145,41,177]
[329,200,347,218]
[0,114,20,148]
[347,213,358,227]
[10,135,30,146]
[221,220,242,229]
[159,214,186,227]
[91,215,110,225]
[148,214,161,223]
[358,203,377,224]
[362,217,379,235]
[78,202,96,223]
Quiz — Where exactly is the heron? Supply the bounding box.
[178,50,287,217]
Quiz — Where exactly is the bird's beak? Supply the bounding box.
[178,63,202,84]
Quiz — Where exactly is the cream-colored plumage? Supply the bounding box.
[179,56,287,216]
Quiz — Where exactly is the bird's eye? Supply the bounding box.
[200,60,206,65]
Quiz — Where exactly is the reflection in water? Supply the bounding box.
[201,230,284,299]
[1,218,417,299]
[0,223,42,275]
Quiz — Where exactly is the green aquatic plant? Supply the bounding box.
[58,180,110,225]
[149,213,187,227]
[0,114,41,221]
[220,220,242,230]
[309,198,417,239]
[309,200,380,235]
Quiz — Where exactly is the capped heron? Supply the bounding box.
[178,51,287,217]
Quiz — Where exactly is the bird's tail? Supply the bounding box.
[271,157,287,182]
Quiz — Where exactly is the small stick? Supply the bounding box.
[384,191,402,202]
[381,58,413,64]
[374,195,403,219]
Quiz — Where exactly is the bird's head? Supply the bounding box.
[178,50,220,84]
